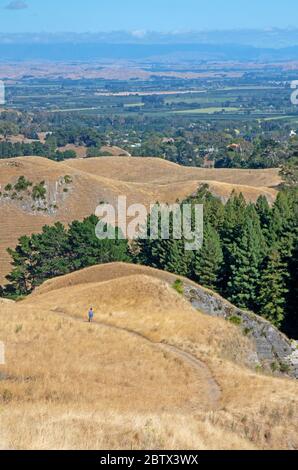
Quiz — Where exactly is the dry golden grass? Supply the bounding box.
[0,156,280,283]
[0,405,261,450]
[57,144,87,158]
[66,156,281,187]
[0,263,297,450]
[100,145,131,156]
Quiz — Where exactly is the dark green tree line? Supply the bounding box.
[135,186,298,336]
[3,215,130,296]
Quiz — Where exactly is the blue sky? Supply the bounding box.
[1,0,298,33]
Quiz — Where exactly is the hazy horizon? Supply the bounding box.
[2,28,298,49]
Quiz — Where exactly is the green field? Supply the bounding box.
[123,102,145,108]
[173,106,242,115]
[165,96,237,105]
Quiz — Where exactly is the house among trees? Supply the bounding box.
[161,137,175,144]
[227,143,242,153]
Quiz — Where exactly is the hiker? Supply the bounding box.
[88,307,94,323]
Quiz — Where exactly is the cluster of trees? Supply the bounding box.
[2,107,298,169]
[216,136,298,169]
[46,128,104,148]
[2,186,297,337]
[136,185,297,336]
[0,141,76,161]
[132,133,298,169]
[0,123,106,160]
[0,110,48,140]
[2,216,129,296]
[132,136,199,166]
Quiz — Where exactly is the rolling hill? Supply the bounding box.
[0,156,281,284]
[0,262,297,450]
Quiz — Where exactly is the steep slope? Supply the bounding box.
[0,156,280,284]
[0,263,297,450]
[35,262,298,378]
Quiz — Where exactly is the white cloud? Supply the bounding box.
[131,30,147,39]
[5,1,28,10]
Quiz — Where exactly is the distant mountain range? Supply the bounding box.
[1,30,298,62]
[2,29,298,47]
[1,42,298,62]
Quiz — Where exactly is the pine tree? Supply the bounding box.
[31,223,70,283]
[136,204,193,276]
[187,184,225,231]
[68,215,128,270]
[6,235,33,295]
[258,249,289,328]
[226,205,267,311]
[221,191,247,239]
[161,239,191,276]
[6,223,69,294]
[220,192,248,295]
[192,224,223,291]
[268,190,297,259]
[256,195,271,233]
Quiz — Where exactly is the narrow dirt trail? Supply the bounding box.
[50,308,222,411]
[160,344,221,407]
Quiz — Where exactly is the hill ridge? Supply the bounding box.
[1,262,297,449]
[0,156,281,284]
[33,262,298,379]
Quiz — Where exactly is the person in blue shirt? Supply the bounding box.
[88,307,94,323]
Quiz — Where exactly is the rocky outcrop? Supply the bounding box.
[183,284,298,379]
[0,176,72,215]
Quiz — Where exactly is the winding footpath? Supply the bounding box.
[51,308,222,411]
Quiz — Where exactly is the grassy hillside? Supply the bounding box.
[0,156,281,284]
[0,263,297,450]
